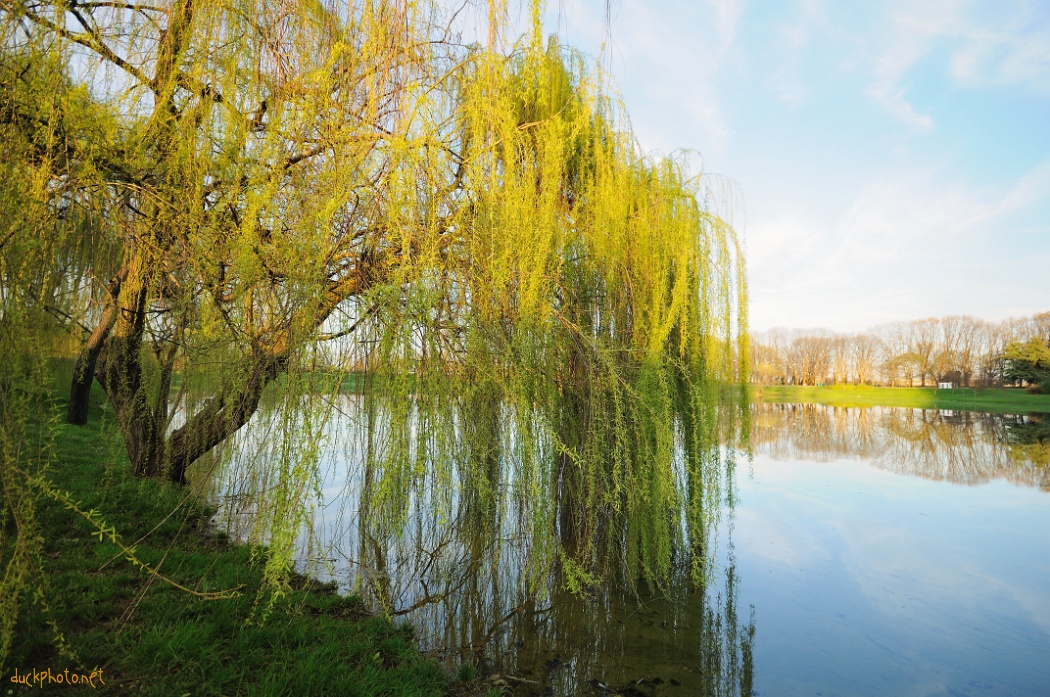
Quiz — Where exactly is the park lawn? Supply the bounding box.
[750,384,1050,413]
[3,392,485,697]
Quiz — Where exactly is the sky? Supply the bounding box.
[518,0,1050,332]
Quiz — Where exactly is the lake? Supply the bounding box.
[735,405,1050,697]
[213,401,1050,696]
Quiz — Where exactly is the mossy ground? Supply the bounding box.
[751,384,1050,413]
[3,389,493,696]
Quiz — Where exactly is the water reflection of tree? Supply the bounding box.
[1001,413,1050,478]
[750,404,1050,491]
[506,561,754,696]
[212,395,755,695]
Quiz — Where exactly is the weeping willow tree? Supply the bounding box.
[1,0,747,653]
[368,30,751,590]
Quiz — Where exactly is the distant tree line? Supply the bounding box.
[750,312,1050,389]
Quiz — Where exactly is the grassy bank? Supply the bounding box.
[750,384,1050,413]
[3,394,479,696]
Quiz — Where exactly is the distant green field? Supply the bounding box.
[750,384,1050,414]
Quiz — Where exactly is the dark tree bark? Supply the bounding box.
[165,353,287,485]
[67,269,125,425]
[94,255,162,477]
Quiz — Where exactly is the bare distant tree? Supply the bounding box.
[907,318,940,387]
[751,310,1048,389]
[850,333,882,386]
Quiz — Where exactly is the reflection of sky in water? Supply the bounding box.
[729,452,1050,696]
[214,401,1050,695]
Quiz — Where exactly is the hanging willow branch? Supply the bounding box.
[1,0,748,631]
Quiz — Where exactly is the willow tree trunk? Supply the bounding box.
[164,353,288,485]
[94,277,287,483]
[94,252,164,476]
[67,270,124,425]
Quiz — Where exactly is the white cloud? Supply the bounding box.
[863,1,952,131]
[832,170,986,260]
[748,156,1050,330]
[616,1,741,155]
[542,0,743,157]
[748,214,828,287]
[702,0,745,51]
[864,83,935,131]
[948,2,1050,94]
[832,155,1050,264]
[865,1,1050,128]
[998,157,1050,212]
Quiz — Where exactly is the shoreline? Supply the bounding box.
[749,384,1050,414]
[4,392,487,696]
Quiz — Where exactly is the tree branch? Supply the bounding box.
[73,1,166,12]
[315,303,379,342]
[15,4,155,92]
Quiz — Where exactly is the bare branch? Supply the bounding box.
[73,1,166,12]
[14,3,155,92]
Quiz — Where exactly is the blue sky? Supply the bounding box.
[525,0,1050,332]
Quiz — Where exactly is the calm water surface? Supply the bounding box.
[736,405,1050,696]
[216,403,1050,696]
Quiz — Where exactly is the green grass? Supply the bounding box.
[750,384,1050,413]
[2,390,477,696]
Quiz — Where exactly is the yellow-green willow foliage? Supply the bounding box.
[356,32,749,592]
[1,0,747,641]
[0,43,115,664]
